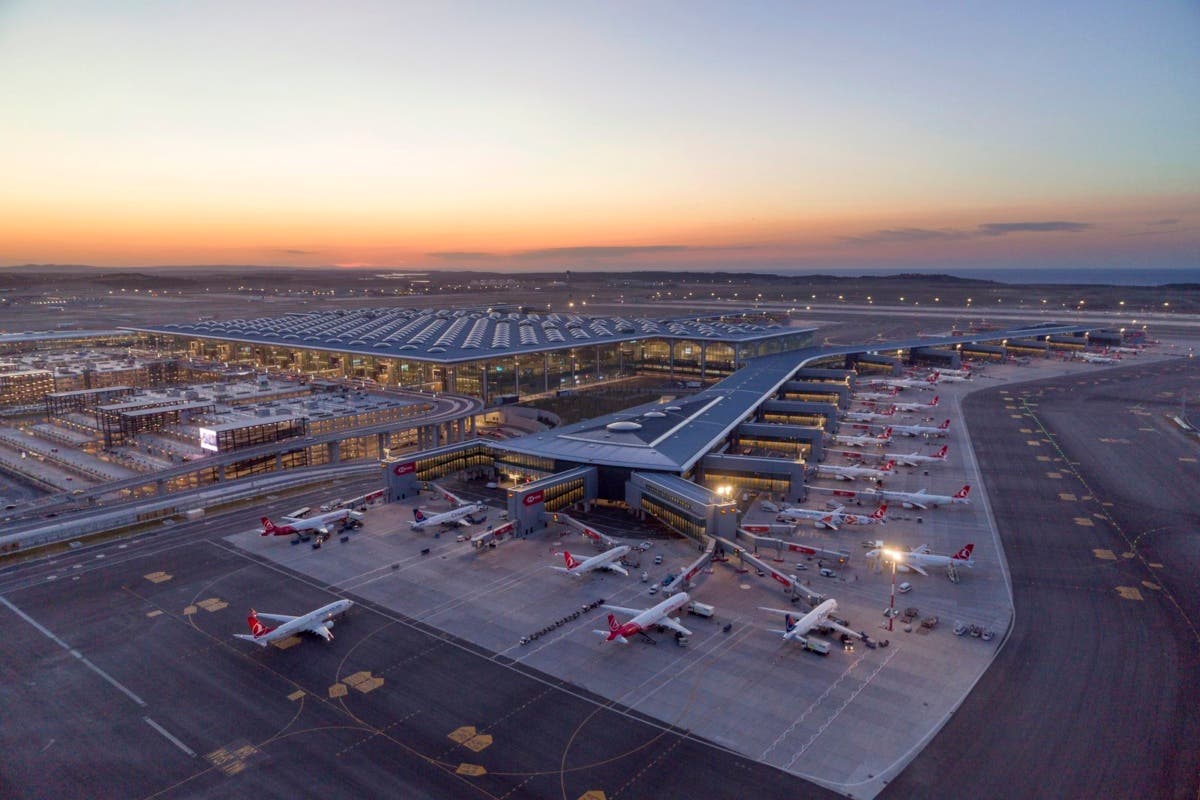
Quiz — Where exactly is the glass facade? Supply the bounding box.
[641,495,707,541]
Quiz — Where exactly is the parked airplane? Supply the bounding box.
[1107,345,1140,355]
[233,599,354,647]
[261,509,362,537]
[868,375,935,391]
[812,459,895,482]
[759,599,860,643]
[891,395,940,413]
[829,426,892,447]
[843,406,895,422]
[855,388,899,402]
[553,545,631,577]
[777,503,887,530]
[410,504,483,530]
[936,366,973,377]
[865,543,975,576]
[888,419,951,438]
[597,592,692,643]
[865,484,971,509]
[930,370,971,383]
[1077,351,1120,364]
[883,444,949,466]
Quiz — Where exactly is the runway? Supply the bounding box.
[883,357,1200,798]
[0,514,837,799]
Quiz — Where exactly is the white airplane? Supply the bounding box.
[882,444,949,467]
[812,459,895,482]
[760,599,861,643]
[891,395,940,413]
[233,599,354,647]
[552,545,631,577]
[936,366,973,377]
[1107,345,1140,355]
[929,370,971,383]
[888,419,951,438]
[868,375,935,391]
[1077,351,1120,364]
[261,509,362,537]
[865,543,975,576]
[866,484,971,509]
[597,592,692,643]
[777,503,887,530]
[843,406,895,423]
[829,426,892,447]
[410,483,486,529]
[855,387,899,402]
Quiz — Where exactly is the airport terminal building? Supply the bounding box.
[129,307,814,404]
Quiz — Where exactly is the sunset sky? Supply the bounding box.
[1,1,1196,272]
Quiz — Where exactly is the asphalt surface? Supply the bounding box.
[883,357,1200,799]
[0,493,839,799]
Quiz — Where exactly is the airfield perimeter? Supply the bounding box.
[0,354,1196,799]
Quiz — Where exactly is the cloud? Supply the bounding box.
[976,221,1091,236]
[1146,218,1180,226]
[515,245,692,259]
[843,220,1093,246]
[275,248,318,255]
[426,251,499,260]
[840,228,971,245]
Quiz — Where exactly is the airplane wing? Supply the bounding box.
[281,515,303,523]
[603,563,630,577]
[602,604,646,617]
[455,518,472,527]
[758,606,796,616]
[820,515,840,531]
[233,634,271,647]
[253,612,299,623]
[307,623,334,641]
[657,616,692,636]
[822,619,860,639]
[906,563,930,576]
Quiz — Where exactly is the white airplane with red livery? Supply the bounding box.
[891,395,940,413]
[233,599,354,647]
[888,419,951,438]
[865,543,975,576]
[829,426,892,448]
[553,545,631,577]
[597,592,692,643]
[812,459,895,482]
[869,375,935,391]
[867,484,971,509]
[930,370,971,383]
[759,599,860,643]
[411,483,486,530]
[883,444,949,467]
[261,508,362,537]
[1077,351,1120,364]
[855,387,899,402]
[843,406,895,423]
[777,503,887,530]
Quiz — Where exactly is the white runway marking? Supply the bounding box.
[143,717,196,757]
[1,595,147,707]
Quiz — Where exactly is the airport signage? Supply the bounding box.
[771,572,790,587]
[393,462,416,476]
[742,525,771,534]
[787,543,817,555]
[522,490,545,507]
[199,428,218,452]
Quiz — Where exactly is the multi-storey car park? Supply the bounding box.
[128,306,816,403]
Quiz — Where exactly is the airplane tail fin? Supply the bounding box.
[563,551,581,570]
[246,609,276,638]
[881,427,892,439]
[871,504,887,520]
[883,460,896,472]
[939,419,950,430]
[413,508,426,521]
[935,445,948,458]
[605,613,622,642]
[260,517,275,535]
[954,485,971,499]
[953,544,975,561]
[785,614,797,632]
[930,395,939,407]
[929,371,939,382]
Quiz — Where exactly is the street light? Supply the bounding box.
[882,548,903,631]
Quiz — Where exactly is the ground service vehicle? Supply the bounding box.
[687,601,715,618]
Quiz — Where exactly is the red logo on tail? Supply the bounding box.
[871,504,887,519]
[938,419,950,429]
[935,445,948,458]
[563,551,581,569]
[260,517,276,536]
[930,395,939,407]
[953,544,974,560]
[247,610,276,638]
[954,485,971,499]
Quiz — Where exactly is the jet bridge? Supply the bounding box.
[550,512,618,549]
[663,534,718,596]
[738,526,852,566]
[471,521,516,549]
[714,535,824,604]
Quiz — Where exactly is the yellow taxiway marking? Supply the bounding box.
[1093,549,1116,560]
[1026,440,1041,446]
[449,725,494,752]
[1045,472,1062,479]
[1149,562,1164,569]
[1138,427,1156,431]
[1059,492,1077,501]
[1036,455,1051,462]
[1074,517,1094,527]
[344,671,372,688]
[182,605,198,616]
[1115,586,1144,601]
[1019,428,1033,434]
[1142,581,1161,591]
[143,571,172,584]
[271,636,301,650]
[197,598,227,612]
[456,763,487,777]
[1010,414,1022,419]
[1179,457,1198,463]
[328,683,348,698]
[146,610,163,618]
[1121,551,1136,559]
[288,690,306,701]
[206,743,259,776]
[579,792,608,800]
[342,670,384,693]
[1102,501,1114,507]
